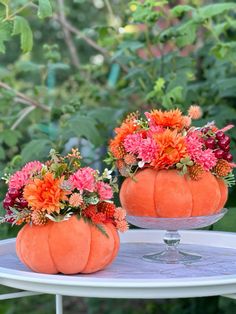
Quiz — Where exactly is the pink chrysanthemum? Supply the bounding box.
[123,133,143,154]
[69,167,96,192]
[194,149,217,171]
[188,105,202,120]
[185,132,203,160]
[8,171,29,190]
[22,161,42,174]
[96,182,113,200]
[137,136,158,163]
[114,207,126,221]
[116,220,129,232]
[186,132,217,170]
[9,161,42,191]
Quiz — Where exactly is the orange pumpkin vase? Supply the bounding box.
[120,169,228,218]
[16,216,120,275]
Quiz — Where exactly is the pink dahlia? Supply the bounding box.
[137,136,158,163]
[123,133,143,154]
[69,167,96,192]
[96,182,113,200]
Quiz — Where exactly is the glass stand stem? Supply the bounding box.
[143,230,202,264]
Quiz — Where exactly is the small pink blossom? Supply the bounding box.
[123,133,143,154]
[96,181,113,200]
[188,105,202,120]
[138,136,158,163]
[69,167,96,192]
[114,207,126,221]
[116,219,129,232]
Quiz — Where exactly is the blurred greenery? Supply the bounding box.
[0,0,236,313]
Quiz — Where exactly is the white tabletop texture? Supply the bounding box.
[0,230,236,299]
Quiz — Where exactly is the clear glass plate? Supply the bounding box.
[127,209,227,264]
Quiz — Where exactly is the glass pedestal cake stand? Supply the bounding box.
[127,208,227,264]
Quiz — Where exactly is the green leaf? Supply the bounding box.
[162,86,183,108]
[37,0,52,19]
[64,114,101,146]
[0,21,12,53]
[12,16,33,53]
[0,130,20,147]
[197,3,236,19]
[176,20,197,47]
[21,139,51,162]
[171,5,195,17]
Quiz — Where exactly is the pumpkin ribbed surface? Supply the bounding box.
[120,169,228,218]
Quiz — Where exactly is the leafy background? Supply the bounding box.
[0,0,236,312]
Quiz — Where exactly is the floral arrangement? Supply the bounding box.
[1,149,128,234]
[107,106,235,185]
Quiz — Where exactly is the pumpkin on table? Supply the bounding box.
[120,169,228,218]
[16,216,120,274]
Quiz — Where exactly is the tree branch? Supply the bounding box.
[54,16,129,73]
[57,0,80,69]
[11,106,35,130]
[54,14,109,56]
[0,81,50,112]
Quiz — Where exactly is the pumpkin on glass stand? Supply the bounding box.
[1,149,128,274]
[106,106,235,263]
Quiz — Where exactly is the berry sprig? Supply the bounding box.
[203,129,233,162]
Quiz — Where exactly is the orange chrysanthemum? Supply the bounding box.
[23,172,68,213]
[109,119,139,159]
[148,109,185,130]
[152,129,187,169]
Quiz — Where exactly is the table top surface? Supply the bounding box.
[1,230,236,299]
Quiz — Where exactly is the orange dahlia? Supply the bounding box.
[148,109,185,130]
[23,172,68,213]
[152,129,187,169]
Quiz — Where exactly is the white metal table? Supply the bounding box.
[1,230,236,313]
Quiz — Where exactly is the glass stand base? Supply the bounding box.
[127,209,227,265]
[143,249,202,264]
